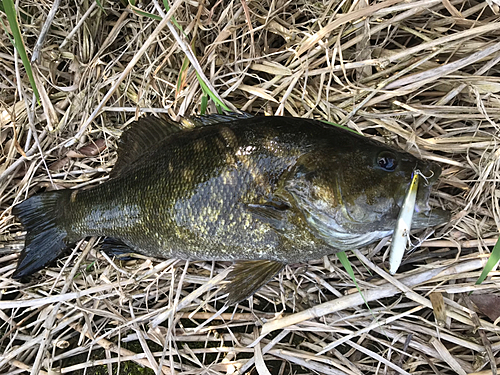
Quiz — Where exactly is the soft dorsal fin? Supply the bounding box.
[183,112,253,127]
[111,116,182,178]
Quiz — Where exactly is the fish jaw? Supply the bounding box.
[412,208,450,229]
[413,161,449,228]
[286,183,394,250]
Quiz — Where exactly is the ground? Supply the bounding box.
[0,0,500,374]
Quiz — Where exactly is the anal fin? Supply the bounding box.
[100,238,137,261]
[223,260,284,305]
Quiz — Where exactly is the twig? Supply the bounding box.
[260,259,486,336]
[31,0,61,62]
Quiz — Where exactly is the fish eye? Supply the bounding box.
[377,151,398,171]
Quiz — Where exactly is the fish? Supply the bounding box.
[12,113,449,304]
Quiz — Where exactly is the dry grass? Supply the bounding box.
[1,0,500,374]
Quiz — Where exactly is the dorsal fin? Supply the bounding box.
[182,112,254,127]
[111,116,182,178]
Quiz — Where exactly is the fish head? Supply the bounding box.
[284,137,447,248]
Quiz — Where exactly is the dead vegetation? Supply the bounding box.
[1,0,500,374]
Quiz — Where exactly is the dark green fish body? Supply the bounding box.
[13,114,448,303]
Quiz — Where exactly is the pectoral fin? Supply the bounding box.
[245,201,290,231]
[223,260,284,305]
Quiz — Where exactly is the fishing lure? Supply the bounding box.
[389,171,420,274]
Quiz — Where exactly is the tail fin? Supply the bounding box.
[12,190,72,279]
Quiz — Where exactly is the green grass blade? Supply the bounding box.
[337,251,369,308]
[162,0,185,35]
[320,119,361,135]
[128,0,162,20]
[176,56,190,94]
[200,94,208,115]
[94,0,106,13]
[475,237,500,285]
[196,72,230,111]
[128,0,185,33]
[2,0,40,102]
[128,0,228,112]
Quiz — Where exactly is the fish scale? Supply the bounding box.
[70,123,301,261]
[12,114,449,304]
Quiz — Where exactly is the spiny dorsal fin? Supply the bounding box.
[223,260,284,305]
[111,116,183,178]
[183,112,254,128]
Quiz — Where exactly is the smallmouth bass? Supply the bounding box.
[13,114,449,303]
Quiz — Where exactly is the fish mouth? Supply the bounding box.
[414,161,441,215]
[413,161,450,228]
[413,208,450,228]
[417,160,442,185]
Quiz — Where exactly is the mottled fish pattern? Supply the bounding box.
[13,114,448,303]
